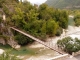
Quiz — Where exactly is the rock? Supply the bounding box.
[0,49,4,54]
[15,45,21,49]
[0,38,6,45]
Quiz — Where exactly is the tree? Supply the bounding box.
[57,37,80,54]
[26,9,39,22]
[12,7,25,28]
[14,32,34,45]
[56,27,63,36]
[74,14,80,26]
[54,10,68,29]
[40,20,46,38]
[39,3,48,11]
[0,0,5,8]
[38,3,52,20]
[46,19,58,36]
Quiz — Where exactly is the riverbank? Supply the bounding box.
[25,26,80,60]
[0,26,80,60]
[23,41,60,60]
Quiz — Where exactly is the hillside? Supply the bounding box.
[46,0,80,9]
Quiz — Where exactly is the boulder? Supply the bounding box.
[0,38,6,45]
[15,45,21,49]
[0,49,4,54]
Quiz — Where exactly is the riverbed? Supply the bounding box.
[0,42,60,60]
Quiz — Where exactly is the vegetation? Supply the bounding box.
[0,52,20,60]
[67,10,80,26]
[46,0,80,9]
[0,0,5,8]
[0,0,68,45]
[57,37,80,54]
[74,14,80,26]
[14,33,34,45]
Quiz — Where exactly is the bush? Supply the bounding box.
[0,52,21,60]
[74,19,80,27]
[57,37,80,54]
[56,27,63,36]
[74,14,80,26]
[15,33,34,45]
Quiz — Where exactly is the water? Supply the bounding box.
[68,15,75,26]
[0,44,59,60]
[0,44,35,55]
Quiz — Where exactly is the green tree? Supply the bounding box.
[56,27,63,36]
[0,0,5,8]
[54,10,68,29]
[57,37,80,54]
[46,19,58,36]
[12,7,25,28]
[26,9,39,22]
[14,33,34,45]
[74,14,80,26]
[38,3,52,20]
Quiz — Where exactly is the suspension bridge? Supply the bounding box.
[10,27,64,55]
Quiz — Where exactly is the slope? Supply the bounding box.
[46,0,80,9]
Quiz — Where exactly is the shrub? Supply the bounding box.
[15,33,34,45]
[57,37,80,54]
[56,27,63,36]
[0,52,21,60]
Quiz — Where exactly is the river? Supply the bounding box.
[0,42,60,60]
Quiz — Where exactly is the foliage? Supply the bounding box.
[0,0,68,45]
[0,0,5,8]
[38,4,53,20]
[14,32,34,45]
[74,14,80,26]
[0,52,21,60]
[57,37,80,54]
[46,19,58,36]
[56,27,63,36]
[12,7,25,28]
[54,10,68,29]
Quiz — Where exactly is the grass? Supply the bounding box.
[0,44,35,55]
